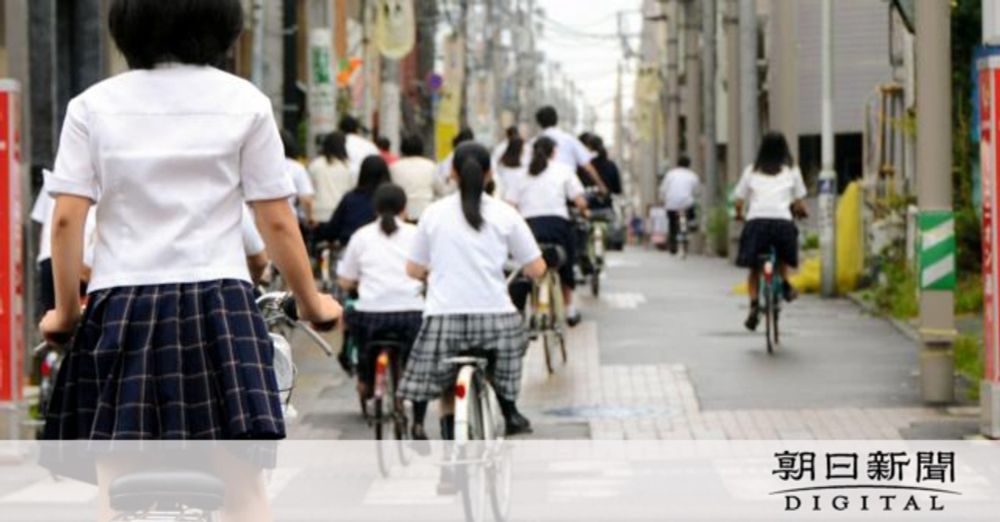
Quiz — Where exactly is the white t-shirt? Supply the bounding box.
[659,167,701,211]
[337,220,424,312]
[308,157,353,222]
[540,127,594,169]
[733,165,808,221]
[390,156,436,220]
[285,158,314,217]
[346,134,380,182]
[410,194,542,316]
[242,205,266,256]
[47,64,295,291]
[434,153,458,197]
[505,162,585,220]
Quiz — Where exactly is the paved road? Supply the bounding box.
[587,248,922,411]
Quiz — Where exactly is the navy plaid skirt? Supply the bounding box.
[43,280,285,440]
[736,218,800,269]
[346,309,423,386]
[398,314,528,403]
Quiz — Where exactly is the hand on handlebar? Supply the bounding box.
[298,293,342,332]
[40,308,81,346]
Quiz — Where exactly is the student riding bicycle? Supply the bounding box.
[399,142,546,439]
[337,183,429,440]
[733,132,809,331]
[505,136,589,327]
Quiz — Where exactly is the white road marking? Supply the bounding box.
[362,463,456,506]
[599,292,648,309]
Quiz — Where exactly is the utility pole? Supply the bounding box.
[684,0,702,174]
[378,56,401,153]
[770,0,798,160]
[251,0,266,88]
[818,0,837,297]
[738,0,757,169]
[666,0,680,168]
[915,0,955,404]
[416,0,439,154]
[725,0,741,263]
[615,61,625,163]
[702,0,718,222]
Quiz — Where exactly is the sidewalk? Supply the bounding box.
[516,247,980,440]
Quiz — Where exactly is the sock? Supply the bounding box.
[568,304,578,317]
[412,401,427,425]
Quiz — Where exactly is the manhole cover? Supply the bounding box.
[543,404,677,420]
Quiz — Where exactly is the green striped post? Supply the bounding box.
[917,211,957,291]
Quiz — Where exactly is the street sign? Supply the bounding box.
[917,211,956,291]
[978,57,1000,438]
[0,81,22,403]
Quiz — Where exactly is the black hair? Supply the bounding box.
[376,136,391,152]
[535,106,558,128]
[280,129,299,159]
[753,132,794,175]
[374,183,407,236]
[109,0,244,70]
[453,128,474,148]
[529,136,556,176]
[356,156,391,197]
[453,142,491,230]
[400,135,424,157]
[505,126,519,141]
[587,134,608,160]
[339,115,360,134]
[677,155,691,168]
[321,131,348,163]
[500,134,524,168]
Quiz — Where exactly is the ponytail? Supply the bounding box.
[373,183,407,236]
[380,213,399,235]
[458,159,485,230]
[529,136,555,176]
[452,141,492,231]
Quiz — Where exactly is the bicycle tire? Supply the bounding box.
[543,333,554,374]
[591,270,600,297]
[765,290,775,354]
[488,445,513,522]
[559,331,568,364]
[459,377,488,522]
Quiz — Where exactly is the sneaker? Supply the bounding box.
[504,411,533,436]
[567,312,582,328]
[782,282,799,303]
[744,306,760,332]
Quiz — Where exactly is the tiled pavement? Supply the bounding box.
[518,320,965,440]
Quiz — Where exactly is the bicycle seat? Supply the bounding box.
[366,329,409,351]
[538,243,567,268]
[109,470,226,512]
[444,346,496,367]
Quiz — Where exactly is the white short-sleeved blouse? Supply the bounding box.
[47,64,295,291]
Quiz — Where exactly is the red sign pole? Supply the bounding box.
[0,81,22,404]
[980,60,1000,437]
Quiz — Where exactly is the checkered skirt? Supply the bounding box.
[43,280,285,440]
[398,313,528,402]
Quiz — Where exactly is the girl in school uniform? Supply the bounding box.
[40,0,340,443]
[505,136,589,326]
[399,142,546,438]
[337,184,428,439]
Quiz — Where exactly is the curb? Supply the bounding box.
[846,292,921,344]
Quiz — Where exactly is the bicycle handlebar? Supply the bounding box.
[256,292,336,357]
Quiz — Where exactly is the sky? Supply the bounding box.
[537,0,644,145]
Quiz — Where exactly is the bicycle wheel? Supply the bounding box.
[590,269,600,297]
[764,289,775,354]
[488,444,513,522]
[559,331,568,364]
[542,332,554,374]
[389,358,410,467]
[459,377,488,522]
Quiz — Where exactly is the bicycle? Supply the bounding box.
[368,332,412,476]
[518,244,567,374]
[586,209,613,297]
[757,248,782,354]
[31,340,64,439]
[445,346,513,522]
[256,292,335,419]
